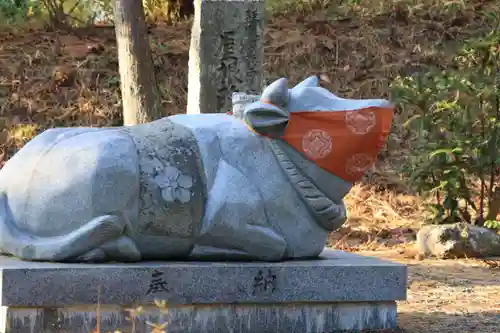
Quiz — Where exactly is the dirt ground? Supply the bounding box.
[361,248,500,333]
[1,1,500,332]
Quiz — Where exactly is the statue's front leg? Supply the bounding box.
[194,160,287,261]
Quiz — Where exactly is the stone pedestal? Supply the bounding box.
[0,249,407,333]
[187,0,265,114]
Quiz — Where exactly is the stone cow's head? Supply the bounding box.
[234,76,394,183]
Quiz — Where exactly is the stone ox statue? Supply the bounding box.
[0,76,393,262]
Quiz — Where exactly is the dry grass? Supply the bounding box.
[329,180,423,252]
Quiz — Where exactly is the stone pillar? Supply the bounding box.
[187,0,265,114]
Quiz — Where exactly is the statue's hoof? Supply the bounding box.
[74,248,106,262]
[101,236,142,262]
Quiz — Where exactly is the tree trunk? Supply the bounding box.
[114,0,163,126]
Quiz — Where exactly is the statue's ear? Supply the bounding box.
[260,78,289,108]
[292,76,319,90]
[243,101,289,138]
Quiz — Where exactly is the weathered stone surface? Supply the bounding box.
[2,302,398,333]
[0,249,406,307]
[0,77,393,262]
[0,249,406,332]
[187,0,265,114]
[417,222,500,258]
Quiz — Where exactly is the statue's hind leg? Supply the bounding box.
[74,236,141,262]
[0,193,135,262]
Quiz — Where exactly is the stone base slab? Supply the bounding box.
[3,301,397,333]
[0,249,407,332]
[0,249,406,306]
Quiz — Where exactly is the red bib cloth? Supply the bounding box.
[252,104,392,183]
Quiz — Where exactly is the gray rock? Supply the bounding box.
[187,0,265,114]
[0,76,393,262]
[417,222,500,258]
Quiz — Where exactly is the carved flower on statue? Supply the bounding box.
[154,166,193,204]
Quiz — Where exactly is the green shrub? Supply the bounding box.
[0,0,38,23]
[391,29,500,229]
